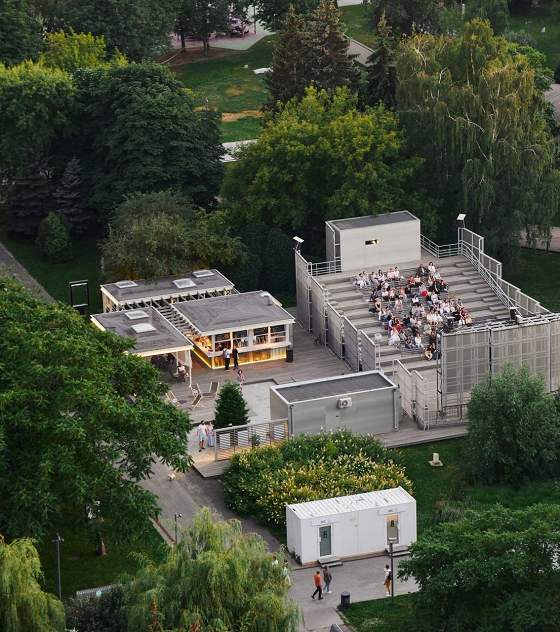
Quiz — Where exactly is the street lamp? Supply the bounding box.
[52,533,64,600]
[174,513,183,545]
[387,536,398,599]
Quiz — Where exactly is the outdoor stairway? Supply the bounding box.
[155,301,197,338]
[319,254,511,375]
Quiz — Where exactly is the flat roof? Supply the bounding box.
[91,307,192,355]
[327,211,419,231]
[173,291,295,334]
[287,487,415,520]
[273,371,395,403]
[101,270,234,304]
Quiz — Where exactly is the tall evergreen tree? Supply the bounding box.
[306,0,357,92]
[266,6,310,109]
[0,535,65,632]
[214,382,249,429]
[0,0,42,66]
[6,164,53,237]
[54,157,92,235]
[365,0,441,35]
[364,12,397,108]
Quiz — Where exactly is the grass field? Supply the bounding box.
[176,36,274,141]
[38,518,166,599]
[340,5,376,48]
[343,594,416,632]
[2,233,103,313]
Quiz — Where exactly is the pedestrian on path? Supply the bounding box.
[323,566,332,594]
[383,564,392,597]
[232,344,239,368]
[237,368,245,387]
[283,563,291,588]
[222,346,231,370]
[311,570,323,600]
[197,422,207,452]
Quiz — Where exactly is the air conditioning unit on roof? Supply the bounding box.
[338,397,352,409]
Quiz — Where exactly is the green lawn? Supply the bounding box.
[340,5,376,48]
[1,234,103,313]
[505,248,560,312]
[177,36,275,141]
[342,594,416,632]
[509,9,560,69]
[38,518,166,599]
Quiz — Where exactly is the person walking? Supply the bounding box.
[196,422,207,452]
[383,564,392,597]
[311,570,323,600]
[236,368,245,388]
[232,344,239,368]
[206,421,215,448]
[323,566,332,594]
[222,346,231,370]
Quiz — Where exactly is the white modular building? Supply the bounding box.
[270,371,401,436]
[286,487,417,565]
[325,211,421,272]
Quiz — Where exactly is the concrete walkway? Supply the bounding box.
[545,84,560,121]
[348,38,373,66]
[519,226,560,253]
[0,240,53,302]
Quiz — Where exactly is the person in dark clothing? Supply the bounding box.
[232,345,239,368]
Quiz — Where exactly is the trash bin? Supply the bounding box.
[340,591,351,609]
[286,345,294,363]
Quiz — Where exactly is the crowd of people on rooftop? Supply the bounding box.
[353,262,473,359]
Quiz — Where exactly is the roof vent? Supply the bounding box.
[260,291,274,306]
[125,310,149,320]
[131,323,156,334]
[173,278,196,289]
[115,280,138,289]
[192,270,214,278]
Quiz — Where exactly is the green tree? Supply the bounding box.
[465,0,509,34]
[39,29,126,73]
[214,382,249,429]
[261,228,295,296]
[265,6,310,109]
[364,0,441,35]
[396,19,560,257]
[0,535,65,632]
[54,157,93,235]
[54,0,178,60]
[222,86,424,248]
[0,61,75,175]
[306,0,357,93]
[364,12,397,108]
[0,0,42,66]
[101,191,242,279]
[75,63,223,217]
[463,365,560,485]
[176,0,230,57]
[399,504,560,632]
[255,0,319,31]
[6,163,53,237]
[0,278,192,540]
[36,212,74,262]
[121,509,299,632]
[66,587,124,632]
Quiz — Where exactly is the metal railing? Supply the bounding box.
[214,419,289,461]
[420,234,459,258]
[308,259,341,276]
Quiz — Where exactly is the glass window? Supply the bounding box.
[233,330,249,348]
[270,324,286,343]
[254,327,268,345]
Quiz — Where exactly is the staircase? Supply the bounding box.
[321,255,511,376]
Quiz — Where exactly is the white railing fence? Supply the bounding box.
[214,419,289,461]
[421,234,459,259]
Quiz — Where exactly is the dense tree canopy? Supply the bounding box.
[396,19,560,257]
[465,0,509,34]
[222,87,425,249]
[0,0,42,66]
[0,278,191,540]
[51,0,179,60]
[365,0,441,35]
[400,504,560,632]
[121,509,299,632]
[75,63,223,216]
[101,191,242,280]
[0,535,65,632]
[463,364,560,485]
[176,0,229,56]
[364,12,397,108]
[254,0,319,31]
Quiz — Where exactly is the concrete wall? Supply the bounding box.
[288,501,417,564]
[286,387,398,436]
[339,219,421,271]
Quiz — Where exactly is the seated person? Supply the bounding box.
[394,297,403,310]
[428,261,436,275]
[419,283,428,297]
[413,333,423,348]
[403,312,412,328]
[417,264,427,276]
[424,344,434,360]
[394,266,401,280]
[389,330,401,346]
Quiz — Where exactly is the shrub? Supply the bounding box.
[555,64,560,84]
[223,431,412,528]
[463,365,560,485]
[36,212,73,262]
[214,381,249,429]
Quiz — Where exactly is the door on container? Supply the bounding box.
[319,525,332,557]
[386,515,399,544]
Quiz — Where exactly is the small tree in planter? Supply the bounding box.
[214,382,249,430]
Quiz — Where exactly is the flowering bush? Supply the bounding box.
[223,431,412,528]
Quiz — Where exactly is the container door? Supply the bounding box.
[386,515,399,544]
[319,525,332,557]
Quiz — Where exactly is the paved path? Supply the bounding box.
[0,240,53,302]
[348,38,373,66]
[546,84,560,121]
[337,0,365,5]
[519,226,560,253]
